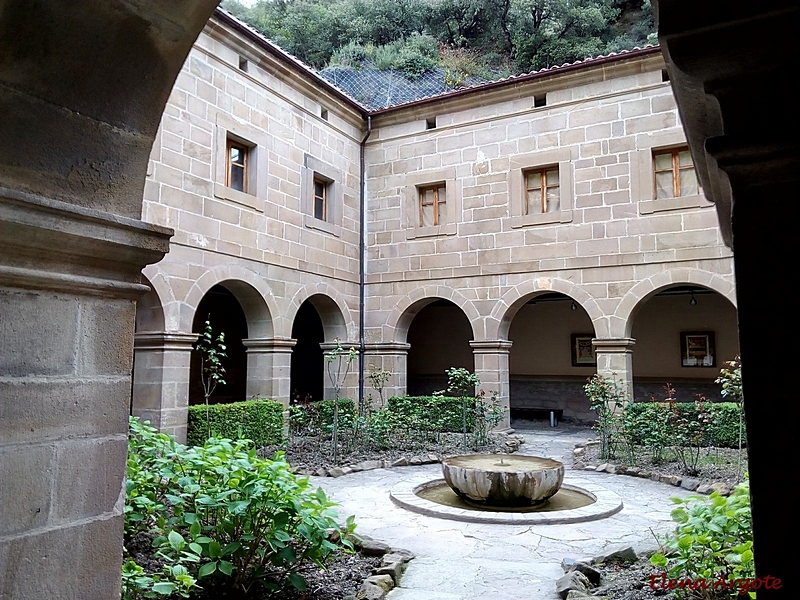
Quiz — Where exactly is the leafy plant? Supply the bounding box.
[584,374,629,460]
[121,560,198,599]
[446,367,481,451]
[193,317,227,439]
[326,339,359,465]
[650,479,755,599]
[125,418,355,597]
[667,394,715,476]
[366,364,392,409]
[716,356,745,482]
[471,389,504,447]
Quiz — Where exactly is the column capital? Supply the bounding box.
[470,340,513,353]
[134,332,198,351]
[593,337,636,353]
[242,337,297,353]
[363,342,411,354]
[320,341,359,353]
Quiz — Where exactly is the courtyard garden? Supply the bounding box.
[123,340,757,599]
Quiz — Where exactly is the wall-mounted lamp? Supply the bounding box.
[571,300,577,311]
[689,291,698,306]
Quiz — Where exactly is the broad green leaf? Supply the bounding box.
[198,561,217,578]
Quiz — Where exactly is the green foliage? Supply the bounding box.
[186,398,284,447]
[471,390,505,447]
[650,479,754,599]
[624,402,746,449]
[325,340,359,465]
[125,418,355,597]
[193,318,227,439]
[224,0,656,81]
[122,560,199,599]
[387,395,475,433]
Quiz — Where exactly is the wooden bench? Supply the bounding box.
[510,407,563,427]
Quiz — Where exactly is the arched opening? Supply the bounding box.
[189,284,248,405]
[290,300,325,403]
[508,292,597,423]
[631,285,739,402]
[406,299,473,395]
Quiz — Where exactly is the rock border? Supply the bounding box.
[572,441,734,496]
[342,534,415,600]
[556,544,641,599]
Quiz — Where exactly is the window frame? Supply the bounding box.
[226,139,249,194]
[652,146,698,200]
[313,176,328,221]
[509,148,574,228]
[523,166,560,216]
[418,183,447,227]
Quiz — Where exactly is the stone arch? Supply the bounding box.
[386,285,482,343]
[615,269,736,338]
[181,265,276,338]
[136,274,166,333]
[489,278,606,340]
[286,283,352,342]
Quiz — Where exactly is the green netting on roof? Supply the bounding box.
[319,66,487,110]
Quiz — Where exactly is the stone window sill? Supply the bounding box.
[213,182,263,212]
[639,194,711,215]
[510,210,573,228]
[303,214,341,237]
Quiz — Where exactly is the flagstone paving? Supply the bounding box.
[310,425,690,599]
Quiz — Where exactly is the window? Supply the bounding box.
[402,167,458,238]
[653,147,698,199]
[313,177,328,221]
[524,167,559,215]
[419,184,447,227]
[301,154,343,236]
[631,130,711,215]
[226,139,248,193]
[508,148,574,227]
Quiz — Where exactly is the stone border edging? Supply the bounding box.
[572,441,735,496]
[389,479,623,525]
[342,535,415,600]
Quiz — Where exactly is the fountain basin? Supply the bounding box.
[442,454,564,506]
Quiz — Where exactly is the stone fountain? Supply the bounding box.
[441,454,565,507]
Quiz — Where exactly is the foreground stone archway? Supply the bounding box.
[0,2,219,597]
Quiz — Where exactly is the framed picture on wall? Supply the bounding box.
[571,333,596,367]
[680,331,716,367]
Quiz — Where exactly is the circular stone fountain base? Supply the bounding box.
[390,479,623,525]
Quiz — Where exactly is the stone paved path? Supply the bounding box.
[309,425,689,599]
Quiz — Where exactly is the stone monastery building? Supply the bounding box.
[133,9,739,440]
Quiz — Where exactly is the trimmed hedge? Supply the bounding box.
[624,402,745,448]
[387,395,475,432]
[187,398,284,447]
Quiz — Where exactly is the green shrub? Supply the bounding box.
[125,418,355,597]
[387,395,475,432]
[288,399,357,437]
[650,479,754,598]
[186,398,284,447]
[624,402,745,449]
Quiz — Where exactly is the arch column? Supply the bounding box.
[242,338,296,407]
[593,338,636,398]
[320,341,360,402]
[470,340,513,430]
[363,343,411,406]
[132,332,197,443]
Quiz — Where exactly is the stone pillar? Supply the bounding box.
[320,341,360,403]
[242,338,296,408]
[132,332,197,442]
[593,338,636,399]
[0,191,171,598]
[470,340,513,430]
[363,343,411,407]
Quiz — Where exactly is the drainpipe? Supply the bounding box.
[358,115,372,414]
